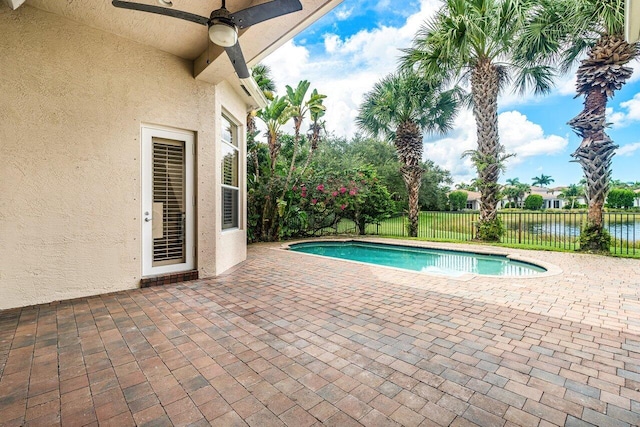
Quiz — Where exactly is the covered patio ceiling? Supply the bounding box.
[20,0,338,84]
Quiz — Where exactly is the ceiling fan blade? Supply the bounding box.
[111,0,209,26]
[231,0,302,29]
[225,43,250,79]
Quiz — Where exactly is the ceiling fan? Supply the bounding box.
[112,0,302,79]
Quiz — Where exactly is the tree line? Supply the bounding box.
[250,0,636,254]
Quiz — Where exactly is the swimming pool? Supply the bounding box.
[288,241,547,277]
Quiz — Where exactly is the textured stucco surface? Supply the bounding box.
[0,5,248,309]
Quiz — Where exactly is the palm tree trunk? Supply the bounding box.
[402,166,422,237]
[395,120,423,238]
[568,34,634,252]
[471,60,502,240]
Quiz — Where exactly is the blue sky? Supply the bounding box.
[262,0,640,186]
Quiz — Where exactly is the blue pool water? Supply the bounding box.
[289,241,546,276]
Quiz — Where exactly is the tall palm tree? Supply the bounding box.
[402,0,554,241]
[559,184,584,209]
[504,178,531,207]
[357,70,460,237]
[282,81,326,197]
[532,174,554,187]
[297,104,327,179]
[520,0,638,251]
[256,96,290,174]
[256,96,290,240]
[251,64,276,101]
[248,65,276,178]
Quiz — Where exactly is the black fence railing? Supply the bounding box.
[287,211,639,256]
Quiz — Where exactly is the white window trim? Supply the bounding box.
[221,113,242,232]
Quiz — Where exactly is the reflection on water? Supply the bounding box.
[508,220,640,239]
[290,242,546,276]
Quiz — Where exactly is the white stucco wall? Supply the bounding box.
[0,5,247,310]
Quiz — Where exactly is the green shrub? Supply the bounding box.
[449,191,468,211]
[524,194,544,210]
[579,222,611,254]
[476,217,504,242]
[607,188,635,209]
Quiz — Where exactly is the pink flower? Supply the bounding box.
[340,187,347,194]
[311,199,317,205]
[301,186,307,192]
[332,191,339,197]
[340,204,347,210]
[316,184,325,192]
[293,186,298,191]
[349,189,357,196]
[301,192,307,198]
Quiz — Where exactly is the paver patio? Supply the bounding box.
[1,239,640,426]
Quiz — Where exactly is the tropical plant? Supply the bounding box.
[531,174,555,187]
[248,65,277,179]
[282,81,326,194]
[251,64,276,101]
[558,184,584,209]
[255,96,291,240]
[402,0,555,241]
[357,70,460,237]
[520,0,638,252]
[504,178,531,207]
[455,182,478,191]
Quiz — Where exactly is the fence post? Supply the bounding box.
[518,214,522,244]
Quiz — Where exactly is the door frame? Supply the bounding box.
[141,125,195,277]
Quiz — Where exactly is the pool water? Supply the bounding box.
[289,241,546,277]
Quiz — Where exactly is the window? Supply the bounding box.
[221,115,239,230]
[466,202,473,210]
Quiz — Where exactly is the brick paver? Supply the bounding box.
[1,239,640,426]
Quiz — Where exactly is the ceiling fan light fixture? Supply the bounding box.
[208,18,238,47]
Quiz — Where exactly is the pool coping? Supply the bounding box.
[279,237,563,281]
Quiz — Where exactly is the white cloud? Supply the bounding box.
[262,0,442,137]
[499,111,568,161]
[335,6,354,20]
[424,110,568,183]
[606,92,640,128]
[617,142,640,156]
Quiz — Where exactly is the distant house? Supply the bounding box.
[450,190,481,210]
[530,186,565,209]
[454,187,580,211]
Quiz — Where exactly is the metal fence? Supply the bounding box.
[301,211,639,256]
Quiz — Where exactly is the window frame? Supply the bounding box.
[221,113,241,231]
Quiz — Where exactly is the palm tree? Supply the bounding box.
[357,70,460,237]
[248,65,276,178]
[505,178,530,207]
[282,81,326,196]
[532,174,555,187]
[256,96,290,240]
[558,184,584,209]
[251,64,276,101]
[402,0,554,241]
[520,0,638,251]
[298,104,327,179]
[256,96,290,174]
